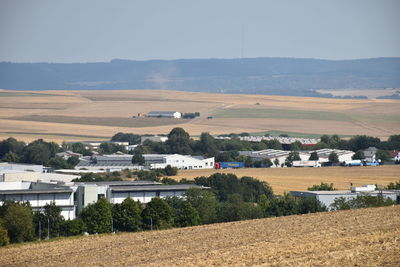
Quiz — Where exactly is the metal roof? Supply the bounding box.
[0,188,73,195]
[111,184,208,192]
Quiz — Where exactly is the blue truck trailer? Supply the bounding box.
[215,162,245,169]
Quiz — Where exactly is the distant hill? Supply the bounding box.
[1,57,400,97]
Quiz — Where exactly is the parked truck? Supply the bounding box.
[215,162,245,169]
[344,160,363,166]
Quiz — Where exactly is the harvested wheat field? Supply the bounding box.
[1,206,399,267]
[174,165,400,194]
[0,89,399,142]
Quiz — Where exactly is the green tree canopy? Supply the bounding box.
[165,197,200,227]
[112,198,143,232]
[309,151,319,160]
[352,150,365,160]
[328,152,339,163]
[79,198,112,234]
[166,127,193,154]
[308,182,336,191]
[141,198,174,230]
[184,188,218,224]
[0,201,34,243]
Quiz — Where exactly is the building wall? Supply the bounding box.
[0,191,75,220]
[109,190,186,204]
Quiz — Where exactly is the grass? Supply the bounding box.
[6,115,187,128]
[1,206,399,266]
[212,108,352,121]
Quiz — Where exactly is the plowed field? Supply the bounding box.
[1,206,399,266]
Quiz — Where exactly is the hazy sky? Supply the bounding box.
[1,0,399,62]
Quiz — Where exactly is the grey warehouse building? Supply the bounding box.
[291,185,399,209]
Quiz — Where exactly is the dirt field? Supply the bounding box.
[174,165,400,194]
[0,89,399,142]
[1,206,399,266]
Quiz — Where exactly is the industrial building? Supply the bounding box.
[313,149,354,163]
[75,154,142,171]
[239,149,309,167]
[291,184,399,209]
[239,136,320,146]
[147,111,182,119]
[0,163,79,183]
[0,181,76,220]
[0,179,209,219]
[141,135,168,144]
[143,154,215,169]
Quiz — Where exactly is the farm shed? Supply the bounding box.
[147,111,182,118]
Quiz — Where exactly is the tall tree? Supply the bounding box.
[80,198,112,234]
[166,127,193,154]
[141,198,174,230]
[112,198,143,232]
[0,201,34,243]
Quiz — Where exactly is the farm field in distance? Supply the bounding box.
[173,165,400,195]
[1,206,399,267]
[0,89,399,142]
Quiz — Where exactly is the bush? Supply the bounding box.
[308,182,336,191]
[0,201,34,243]
[60,219,86,236]
[0,221,9,246]
[331,195,395,210]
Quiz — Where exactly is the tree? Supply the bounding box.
[164,165,178,176]
[166,127,193,154]
[273,158,280,167]
[298,197,327,214]
[0,201,34,243]
[309,151,319,161]
[0,137,25,160]
[198,132,218,157]
[290,141,303,151]
[0,222,9,246]
[67,156,80,167]
[112,198,142,232]
[331,195,395,210]
[131,150,145,165]
[79,198,112,234]
[328,152,339,163]
[48,156,71,169]
[375,150,390,162]
[111,132,141,145]
[184,189,218,224]
[165,197,200,227]
[386,180,400,190]
[266,193,299,217]
[285,151,301,167]
[352,150,365,160]
[99,142,126,154]
[308,182,336,191]
[60,219,86,236]
[348,135,380,152]
[33,202,64,239]
[2,152,20,163]
[141,198,174,230]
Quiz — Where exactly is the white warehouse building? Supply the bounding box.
[144,154,215,170]
[0,181,76,220]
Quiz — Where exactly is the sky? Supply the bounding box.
[0,0,399,63]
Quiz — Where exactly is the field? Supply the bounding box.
[1,206,399,266]
[0,89,399,142]
[174,165,400,194]
[317,88,399,99]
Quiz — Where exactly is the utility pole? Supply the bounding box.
[38,220,41,241]
[47,217,50,240]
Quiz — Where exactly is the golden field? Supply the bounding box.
[0,89,399,142]
[174,165,400,194]
[1,206,399,266]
